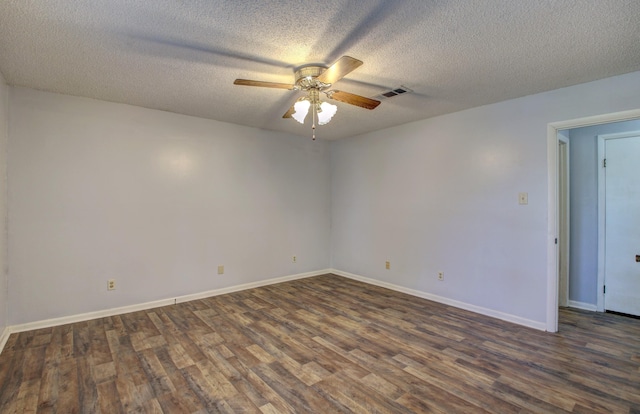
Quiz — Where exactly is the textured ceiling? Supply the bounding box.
[1,1,639,140]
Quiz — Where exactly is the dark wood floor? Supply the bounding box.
[1,274,639,413]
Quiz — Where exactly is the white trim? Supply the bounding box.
[546,108,640,333]
[8,269,330,335]
[0,326,11,353]
[557,134,570,308]
[547,124,559,332]
[330,269,547,331]
[567,300,598,312]
[549,109,640,131]
[2,267,556,354]
[597,130,640,313]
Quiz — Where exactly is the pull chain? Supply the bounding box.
[312,102,317,140]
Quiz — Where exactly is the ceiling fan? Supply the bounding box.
[234,56,380,139]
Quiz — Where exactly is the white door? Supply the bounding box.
[604,135,640,316]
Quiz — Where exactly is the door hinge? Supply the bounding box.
[555,238,558,245]
[603,285,606,294]
[603,158,607,168]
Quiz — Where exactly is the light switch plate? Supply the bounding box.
[518,192,528,205]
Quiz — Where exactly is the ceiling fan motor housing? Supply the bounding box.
[294,65,330,90]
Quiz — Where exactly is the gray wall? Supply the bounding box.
[5,69,640,329]
[568,119,640,305]
[331,70,640,327]
[9,88,331,325]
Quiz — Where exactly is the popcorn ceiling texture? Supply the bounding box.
[0,0,639,139]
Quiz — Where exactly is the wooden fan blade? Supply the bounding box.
[234,79,294,90]
[327,90,381,110]
[282,104,296,118]
[317,56,363,84]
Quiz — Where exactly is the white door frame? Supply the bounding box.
[546,108,640,332]
[557,134,569,308]
[597,130,640,312]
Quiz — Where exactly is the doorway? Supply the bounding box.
[546,109,640,332]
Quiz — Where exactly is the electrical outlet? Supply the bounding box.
[107,279,116,291]
[292,256,297,263]
[438,272,444,281]
[385,261,390,270]
[217,265,224,275]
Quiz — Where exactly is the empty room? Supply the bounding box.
[0,1,639,412]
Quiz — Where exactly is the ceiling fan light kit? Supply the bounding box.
[234,56,380,140]
[292,99,311,124]
[317,102,338,125]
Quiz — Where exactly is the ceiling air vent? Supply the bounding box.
[375,85,413,100]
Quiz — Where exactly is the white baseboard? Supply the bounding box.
[567,300,598,312]
[2,267,550,355]
[330,268,547,331]
[7,269,331,337]
[0,326,11,353]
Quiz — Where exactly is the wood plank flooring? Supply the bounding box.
[1,273,639,413]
